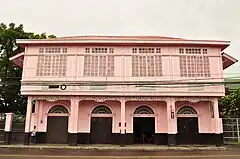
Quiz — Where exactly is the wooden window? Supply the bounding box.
[177,106,197,114]
[132,55,162,77]
[134,106,154,114]
[179,48,210,77]
[179,55,210,77]
[36,48,67,76]
[156,48,161,53]
[83,55,114,77]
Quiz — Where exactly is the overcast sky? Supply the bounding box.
[1,0,239,77]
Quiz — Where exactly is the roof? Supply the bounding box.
[41,35,185,41]
[15,35,230,51]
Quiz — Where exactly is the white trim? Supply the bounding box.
[133,104,155,114]
[16,39,230,46]
[47,103,70,114]
[90,104,113,114]
[48,113,69,116]
[176,114,198,118]
[176,105,199,115]
[133,114,156,117]
[91,114,113,117]
[9,52,24,61]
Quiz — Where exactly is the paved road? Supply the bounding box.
[0,146,239,159]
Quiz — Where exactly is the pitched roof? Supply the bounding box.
[49,35,185,41]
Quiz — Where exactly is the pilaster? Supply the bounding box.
[24,96,33,145]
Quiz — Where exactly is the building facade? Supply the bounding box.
[10,36,237,146]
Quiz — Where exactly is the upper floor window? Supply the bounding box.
[179,48,207,55]
[179,48,210,77]
[85,48,114,53]
[132,48,161,54]
[39,47,67,53]
[132,55,162,77]
[84,55,114,76]
[36,47,67,76]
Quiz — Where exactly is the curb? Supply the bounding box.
[0,145,227,151]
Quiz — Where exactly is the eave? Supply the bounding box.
[16,38,230,51]
[222,52,238,70]
[9,52,24,68]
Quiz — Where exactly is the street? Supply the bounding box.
[0,146,239,159]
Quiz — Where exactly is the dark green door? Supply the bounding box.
[177,117,199,144]
[90,117,112,144]
[46,116,68,144]
[133,117,155,144]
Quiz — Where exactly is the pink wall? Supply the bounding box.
[175,101,215,133]
[77,100,121,133]
[125,101,167,133]
[31,100,70,132]
[30,99,217,134]
[21,45,225,97]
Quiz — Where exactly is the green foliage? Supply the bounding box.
[219,88,240,118]
[0,22,56,114]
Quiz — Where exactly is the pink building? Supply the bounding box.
[10,36,237,146]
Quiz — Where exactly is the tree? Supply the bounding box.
[219,88,240,118]
[0,23,56,114]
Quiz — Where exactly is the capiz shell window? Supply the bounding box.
[36,48,67,76]
[179,48,210,77]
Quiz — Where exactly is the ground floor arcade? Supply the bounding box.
[5,96,223,146]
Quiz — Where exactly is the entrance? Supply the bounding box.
[177,117,199,144]
[133,117,155,144]
[46,116,68,144]
[90,105,113,144]
[90,117,112,144]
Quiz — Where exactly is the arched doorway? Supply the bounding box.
[133,106,155,144]
[46,105,69,144]
[176,106,199,144]
[90,105,113,144]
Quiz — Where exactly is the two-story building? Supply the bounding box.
[10,36,237,146]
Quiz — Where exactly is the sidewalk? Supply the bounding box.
[0,144,226,151]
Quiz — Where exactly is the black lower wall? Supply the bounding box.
[176,133,224,145]
[7,132,223,146]
[11,131,25,144]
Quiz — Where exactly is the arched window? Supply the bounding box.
[177,106,197,114]
[134,106,154,114]
[48,105,69,113]
[92,105,112,114]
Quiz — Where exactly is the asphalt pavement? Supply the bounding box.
[0,145,239,159]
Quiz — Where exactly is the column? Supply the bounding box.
[213,98,223,146]
[4,113,13,144]
[167,98,177,146]
[69,97,79,146]
[120,98,126,146]
[24,96,33,145]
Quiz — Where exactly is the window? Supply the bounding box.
[36,48,67,76]
[85,48,90,53]
[179,48,210,77]
[48,105,69,113]
[134,106,154,114]
[177,106,197,114]
[92,105,112,114]
[132,48,157,54]
[90,48,114,53]
[84,48,114,76]
[132,55,162,77]
[156,48,161,53]
[131,48,162,77]
[84,55,114,76]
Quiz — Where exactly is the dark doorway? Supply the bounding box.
[177,117,199,144]
[90,117,112,144]
[46,116,68,144]
[133,117,155,144]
